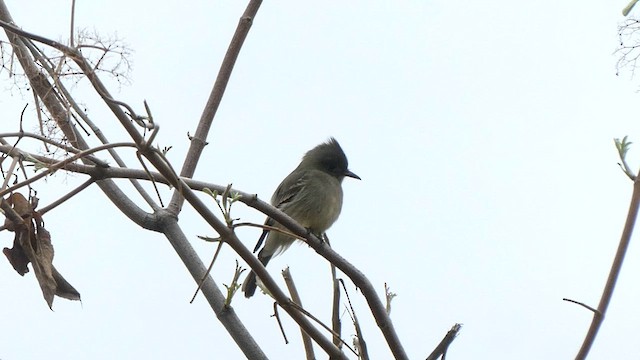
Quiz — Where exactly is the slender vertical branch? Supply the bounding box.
[328,238,343,350]
[69,0,76,47]
[168,0,263,214]
[575,177,640,359]
[282,267,316,360]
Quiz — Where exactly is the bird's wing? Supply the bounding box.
[272,170,309,209]
[251,170,309,253]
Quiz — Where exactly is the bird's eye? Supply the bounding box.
[328,164,343,175]
[322,158,344,176]
[326,162,338,172]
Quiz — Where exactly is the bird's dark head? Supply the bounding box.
[302,138,360,181]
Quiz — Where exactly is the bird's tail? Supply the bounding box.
[242,252,272,298]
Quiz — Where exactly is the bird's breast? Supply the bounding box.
[290,174,344,233]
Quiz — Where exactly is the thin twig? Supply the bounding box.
[135,151,163,209]
[272,302,289,344]
[0,142,136,198]
[286,299,357,356]
[0,131,108,167]
[327,236,343,350]
[562,298,600,314]
[339,279,369,360]
[1,153,19,191]
[38,178,94,215]
[232,222,305,242]
[190,240,224,303]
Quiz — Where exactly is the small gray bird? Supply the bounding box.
[242,138,360,298]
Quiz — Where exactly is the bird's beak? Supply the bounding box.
[344,169,361,180]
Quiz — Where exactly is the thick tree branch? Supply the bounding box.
[159,214,268,360]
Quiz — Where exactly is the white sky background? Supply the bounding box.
[1,0,640,359]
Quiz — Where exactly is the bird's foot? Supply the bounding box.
[304,228,328,245]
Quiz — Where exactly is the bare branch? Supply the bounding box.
[328,237,343,350]
[563,298,600,315]
[339,279,369,360]
[616,19,640,76]
[284,296,357,357]
[0,153,19,190]
[575,168,640,359]
[426,323,462,360]
[159,217,268,359]
[69,0,75,47]
[168,0,263,214]
[0,2,153,230]
[0,131,108,167]
[282,267,316,360]
[190,239,224,304]
[0,142,137,199]
[37,178,94,215]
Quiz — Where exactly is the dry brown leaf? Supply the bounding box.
[53,266,81,301]
[2,237,30,275]
[2,192,81,308]
[3,192,31,231]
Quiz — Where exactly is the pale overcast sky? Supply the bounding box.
[2,1,640,359]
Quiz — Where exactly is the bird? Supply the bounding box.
[242,138,360,298]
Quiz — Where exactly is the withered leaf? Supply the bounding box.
[29,221,56,308]
[3,192,81,308]
[3,192,31,231]
[2,236,30,275]
[9,192,32,217]
[53,266,81,301]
